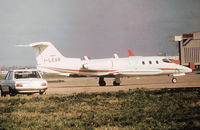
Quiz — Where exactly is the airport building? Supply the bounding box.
[168,32,200,69]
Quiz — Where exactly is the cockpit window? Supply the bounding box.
[162,58,172,63]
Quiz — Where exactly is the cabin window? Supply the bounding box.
[156,61,159,64]
[149,61,152,64]
[142,61,145,65]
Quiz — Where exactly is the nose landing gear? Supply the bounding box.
[172,77,177,83]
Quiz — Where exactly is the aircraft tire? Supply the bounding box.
[99,81,106,86]
[99,77,106,86]
[113,81,120,86]
[172,78,177,84]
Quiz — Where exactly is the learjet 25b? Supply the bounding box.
[29,42,192,86]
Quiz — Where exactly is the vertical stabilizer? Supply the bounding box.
[30,42,64,65]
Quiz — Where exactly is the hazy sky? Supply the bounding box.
[0,0,200,66]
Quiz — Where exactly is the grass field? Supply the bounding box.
[0,88,200,129]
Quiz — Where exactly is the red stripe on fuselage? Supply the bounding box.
[48,67,116,73]
[45,67,183,74]
[158,68,183,70]
[119,71,159,73]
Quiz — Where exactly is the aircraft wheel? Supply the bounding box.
[99,77,106,86]
[99,81,106,86]
[172,77,177,84]
[113,81,120,86]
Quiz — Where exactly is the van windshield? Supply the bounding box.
[15,71,41,79]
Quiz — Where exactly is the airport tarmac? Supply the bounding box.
[46,72,200,95]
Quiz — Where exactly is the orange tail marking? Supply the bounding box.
[128,49,135,56]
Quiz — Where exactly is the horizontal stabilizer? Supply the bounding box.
[30,42,50,48]
[16,44,30,47]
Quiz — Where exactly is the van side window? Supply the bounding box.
[156,61,159,64]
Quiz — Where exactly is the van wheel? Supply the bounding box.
[0,87,2,96]
[0,87,6,97]
[0,88,2,97]
[9,87,16,96]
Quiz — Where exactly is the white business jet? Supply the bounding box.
[29,42,192,86]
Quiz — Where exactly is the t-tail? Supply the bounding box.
[29,42,81,74]
[30,42,65,65]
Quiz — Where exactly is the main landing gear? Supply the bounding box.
[99,77,106,86]
[98,77,121,86]
[113,77,121,86]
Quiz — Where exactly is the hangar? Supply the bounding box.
[168,32,200,69]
